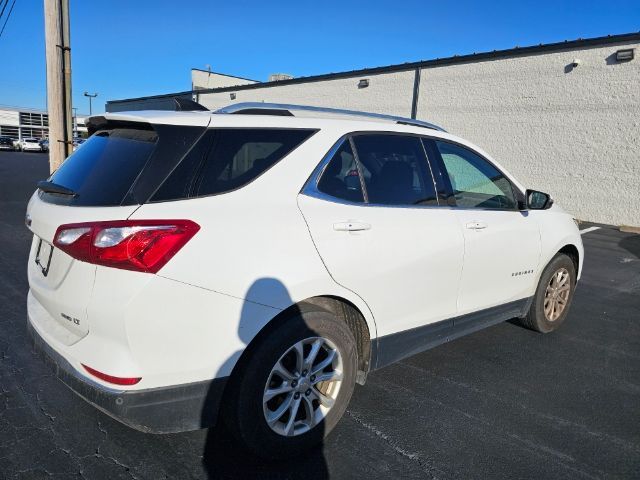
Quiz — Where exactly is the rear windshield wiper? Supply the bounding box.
[36,180,78,197]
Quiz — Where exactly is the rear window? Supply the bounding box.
[45,128,158,206]
[152,128,316,201]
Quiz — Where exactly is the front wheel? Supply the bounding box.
[519,253,577,333]
[222,310,357,459]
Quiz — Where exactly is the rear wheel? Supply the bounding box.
[520,253,576,333]
[222,310,357,459]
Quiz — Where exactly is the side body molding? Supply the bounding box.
[371,297,532,370]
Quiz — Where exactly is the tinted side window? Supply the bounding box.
[194,129,315,197]
[352,134,437,206]
[317,140,364,203]
[435,141,516,209]
[151,131,214,202]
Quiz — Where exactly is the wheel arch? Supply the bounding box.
[558,243,580,275]
[226,295,374,390]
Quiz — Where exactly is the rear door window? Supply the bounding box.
[351,134,437,206]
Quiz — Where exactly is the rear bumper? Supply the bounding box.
[27,319,228,433]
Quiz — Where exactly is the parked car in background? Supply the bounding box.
[72,138,85,151]
[39,139,49,152]
[18,138,42,152]
[0,136,15,151]
[25,102,583,459]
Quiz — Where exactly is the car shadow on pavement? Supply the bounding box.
[202,421,328,479]
[619,234,640,258]
[201,278,329,479]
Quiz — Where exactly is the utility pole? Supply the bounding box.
[44,0,73,173]
[83,92,98,115]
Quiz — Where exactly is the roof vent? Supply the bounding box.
[269,73,294,82]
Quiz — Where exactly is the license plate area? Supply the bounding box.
[35,238,54,277]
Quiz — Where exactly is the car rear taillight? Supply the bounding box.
[53,220,199,273]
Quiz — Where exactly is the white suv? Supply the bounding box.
[26,102,583,458]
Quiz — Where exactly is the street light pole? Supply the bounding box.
[83,91,97,115]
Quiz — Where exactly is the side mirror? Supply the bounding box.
[526,189,553,210]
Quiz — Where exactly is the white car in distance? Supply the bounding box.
[25,102,583,458]
[18,137,42,152]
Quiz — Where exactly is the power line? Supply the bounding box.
[0,0,9,22]
[0,0,17,39]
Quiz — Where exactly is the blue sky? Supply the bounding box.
[0,0,638,114]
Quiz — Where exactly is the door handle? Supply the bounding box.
[333,222,371,232]
[465,221,488,230]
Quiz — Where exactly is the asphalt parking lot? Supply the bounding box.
[1,151,639,479]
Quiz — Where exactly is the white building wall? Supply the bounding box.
[191,70,257,90]
[417,41,640,227]
[110,37,640,226]
[195,42,639,226]
[197,71,416,117]
[0,108,20,126]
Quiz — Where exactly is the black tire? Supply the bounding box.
[222,309,357,459]
[519,253,576,333]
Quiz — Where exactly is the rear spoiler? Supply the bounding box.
[85,117,155,136]
[87,98,209,135]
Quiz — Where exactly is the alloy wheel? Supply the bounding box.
[544,267,571,321]
[263,336,343,437]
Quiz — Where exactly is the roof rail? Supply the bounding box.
[215,102,446,132]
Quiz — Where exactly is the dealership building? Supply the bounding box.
[0,106,87,141]
[107,32,640,227]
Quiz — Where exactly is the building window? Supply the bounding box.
[0,125,19,139]
[19,112,48,127]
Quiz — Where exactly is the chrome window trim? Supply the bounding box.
[300,131,525,213]
[301,134,354,205]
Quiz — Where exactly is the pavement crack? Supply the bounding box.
[90,420,139,480]
[39,405,56,423]
[345,409,443,479]
[97,419,108,437]
[92,452,140,480]
[376,376,608,480]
